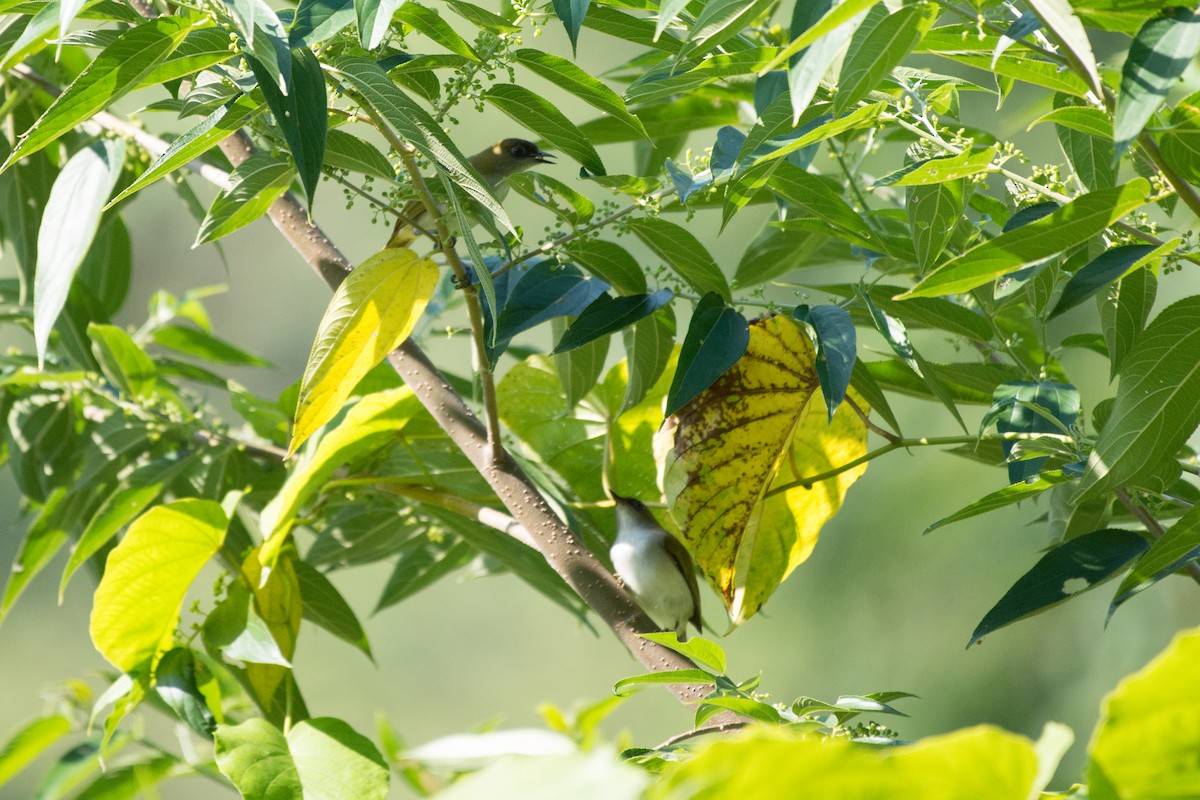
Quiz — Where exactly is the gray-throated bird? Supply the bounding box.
[386,138,553,248]
[610,493,702,641]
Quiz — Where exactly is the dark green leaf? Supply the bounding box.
[396,2,480,60]
[1100,261,1156,378]
[323,129,395,179]
[295,560,373,660]
[443,0,521,33]
[247,45,326,207]
[155,647,217,737]
[1057,122,1115,192]
[376,538,475,611]
[77,214,131,319]
[562,240,647,294]
[552,0,589,52]
[621,306,675,414]
[990,382,1079,483]
[768,162,877,246]
[290,0,355,45]
[927,470,1076,533]
[665,292,748,416]
[220,0,291,91]
[907,180,963,272]
[678,0,773,63]
[553,290,673,354]
[515,49,646,140]
[507,172,596,226]
[1051,244,1160,318]
[970,529,1147,646]
[834,2,936,114]
[794,304,855,420]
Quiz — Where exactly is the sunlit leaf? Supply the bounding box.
[90,499,228,672]
[834,2,937,114]
[1114,9,1200,156]
[0,715,71,789]
[627,218,730,301]
[1110,502,1200,615]
[195,153,295,245]
[290,248,437,455]
[1024,0,1104,98]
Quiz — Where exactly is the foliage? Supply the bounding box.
[1,0,1200,795]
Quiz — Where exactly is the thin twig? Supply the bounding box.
[655,722,748,750]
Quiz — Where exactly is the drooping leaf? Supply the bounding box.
[656,315,868,624]
[901,179,1149,298]
[246,45,327,207]
[290,0,356,45]
[294,560,373,660]
[1050,243,1166,318]
[195,153,295,245]
[1114,9,1200,157]
[793,304,855,420]
[768,162,878,247]
[627,218,730,301]
[514,50,646,140]
[33,140,124,368]
[154,647,217,738]
[482,84,605,176]
[1075,296,1200,501]
[323,129,395,179]
[1,489,77,623]
[215,718,303,799]
[356,0,404,49]
[553,290,673,354]
[552,0,589,52]
[1024,0,1104,99]
[90,499,228,672]
[907,180,963,272]
[665,292,748,417]
[621,306,676,414]
[969,529,1147,646]
[1100,261,1157,378]
[290,249,436,455]
[396,2,480,60]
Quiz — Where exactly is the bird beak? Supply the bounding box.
[533,151,555,164]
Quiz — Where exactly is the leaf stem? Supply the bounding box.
[1115,488,1200,587]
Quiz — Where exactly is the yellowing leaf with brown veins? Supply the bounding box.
[655,315,868,625]
[289,248,437,455]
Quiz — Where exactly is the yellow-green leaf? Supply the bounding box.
[655,315,868,625]
[289,248,437,455]
[90,499,228,672]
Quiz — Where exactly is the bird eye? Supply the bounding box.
[511,145,525,156]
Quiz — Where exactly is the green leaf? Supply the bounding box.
[969,529,1147,646]
[514,49,646,140]
[883,147,995,187]
[1,17,192,171]
[1076,296,1200,501]
[376,538,475,611]
[508,172,596,227]
[60,458,192,600]
[396,2,479,60]
[614,669,718,696]
[195,153,294,245]
[665,292,749,416]
[482,84,605,176]
[154,647,217,737]
[430,750,648,800]
[678,0,773,63]
[562,240,647,294]
[552,0,589,52]
[1051,243,1166,318]
[581,6,681,53]
[289,718,389,800]
[1160,90,1200,182]
[324,128,395,179]
[151,323,272,367]
[1028,105,1112,138]
[1088,628,1200,799]
[138,27,236,87]
[769,162,877,246]
[220,0,291,92]
[751,101,884,168]
[553,290,673,354]
[795,304,856,420]
[72,755,175,799]
[356,0,403,49]
[77,214,131,318]
[295,560,373,660]
[697,696,782,725]
[763,0,879,73]
[1114,9,1200,156]
[834,2,937,115]
[1058,122,1115,191]
[262,388,421,551]
[1024,0,1104,98]
[901,179,1149,298]
[290,0,356,45]
[1,489,83,622]
[248,45,327,207]
[555,323,609,410]
[1100,260,1157,378]
[289,248,437,455]
[638,632,726,673]
[926,470,1076,533]
[33,140,124,368]
[215,719,302,799]
[0,715,71,788]
[87,323,156,400]
[907,180,963,271]
[1110,502,1200,615]
[443,0,521,33]
[330,57,512,233]
[90,499,228,672]
[107,95,265,209]
[627,218,730,301]
[621,306,675,414]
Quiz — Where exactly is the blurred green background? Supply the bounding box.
[3,24,1200,799]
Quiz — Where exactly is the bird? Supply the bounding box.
[386,138,554,248]
[609,493,702,641]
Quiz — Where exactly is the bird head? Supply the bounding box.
[610,492,659,530]
[478,138,554,180]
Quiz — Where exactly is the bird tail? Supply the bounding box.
[386,217,417,248]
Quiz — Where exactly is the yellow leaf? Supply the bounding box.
[289,248,437,455]
[655,315,868,626]
[90,500,227,672]
[240,548,302,713]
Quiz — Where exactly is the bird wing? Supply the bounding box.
[662,532,703,631]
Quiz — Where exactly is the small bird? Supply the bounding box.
[609,493,702,641]
[387,138,554,248]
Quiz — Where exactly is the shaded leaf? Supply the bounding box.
[553,290,673,354]
[665,293,748,417]
[482,84,605,176]
[926,470,1076,533]
[627,218,729,301]
[1114,9,1200,156]
[1110,502,1200,615]
[834,2,937,114]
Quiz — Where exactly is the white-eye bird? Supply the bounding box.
[609,493,702,641]
[386,138,553,248]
